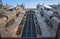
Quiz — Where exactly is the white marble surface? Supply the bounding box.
[35,10,56,37]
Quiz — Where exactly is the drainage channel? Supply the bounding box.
[21,12,37,38]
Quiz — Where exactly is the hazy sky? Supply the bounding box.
[2,0,60,8]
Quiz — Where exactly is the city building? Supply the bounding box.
[0,0,60,39]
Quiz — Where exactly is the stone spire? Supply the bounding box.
[20,3,25,9]
[36,3,40,9]
[0,0,2,6]
[58,3,60,6]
